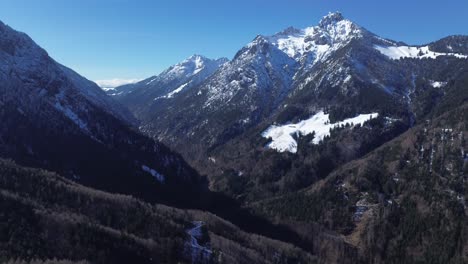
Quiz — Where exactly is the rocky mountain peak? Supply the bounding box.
[276,26,303,37]
[318,11,345,28]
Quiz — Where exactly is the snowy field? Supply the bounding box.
[262,111,378,153]
[374,45,467,60]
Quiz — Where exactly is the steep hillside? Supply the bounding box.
[252,101,468,263]
[0,159,319,264]
[0,20,205,207]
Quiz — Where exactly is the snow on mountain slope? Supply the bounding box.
[58,65,137,125]
[375,45,468,60]
[149,55,225,88]
[158,82,189,99]
[110,55,228,101]
[262,111,379,153]
[142,165,165,183]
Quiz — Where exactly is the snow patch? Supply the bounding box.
[193,56,205,75]
[54,101,89,132]
[168,82,189,97]
[141,165,165,183]
[375,45,467,60]
[343,75,352,84]
[262,111,378,153]
[146,77,158,85]
[430,80,447,88]
[155,82,190,100]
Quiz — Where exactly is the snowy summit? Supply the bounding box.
[266,12,364,64]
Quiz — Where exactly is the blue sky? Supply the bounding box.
[1,0,467,84]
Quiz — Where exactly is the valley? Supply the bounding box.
[0,8,467,264]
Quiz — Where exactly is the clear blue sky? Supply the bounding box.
[1,0,467,82]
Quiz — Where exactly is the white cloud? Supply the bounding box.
[94,78,141,89]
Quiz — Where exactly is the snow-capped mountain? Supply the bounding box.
[124,37,300,158]
[267,12,364,67]
[108,55,228,118]
[200,12,366,108]
[0,20,201,204]
[114,12,468,186]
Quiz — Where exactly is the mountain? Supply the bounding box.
[113,12,399,158]
[113,12,468,201]
[110,14,468,263]
[0,20,203,206]
[3,11,468,264]
[0,20,355,262]
[108,55,228,120]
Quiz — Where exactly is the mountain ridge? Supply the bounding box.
[112,12,467,162]
[110,12,468,209]
[0,17,206,209]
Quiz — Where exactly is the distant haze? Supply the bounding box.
[95,79,142,89]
